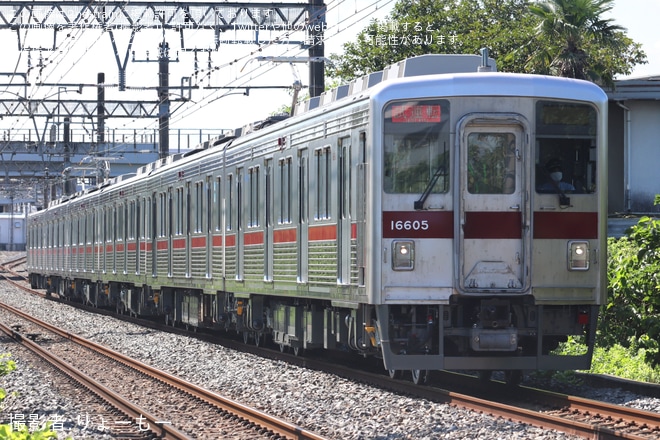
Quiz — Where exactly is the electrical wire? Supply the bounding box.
[0,0,398,157]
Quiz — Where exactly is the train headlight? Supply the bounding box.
[392,240,415,271]
[568,241,589,271]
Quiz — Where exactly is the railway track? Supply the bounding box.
[0,295,327,439]
[3,254,660,439]
[314,357,660,440]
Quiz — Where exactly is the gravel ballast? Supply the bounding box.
[1,267,658,439]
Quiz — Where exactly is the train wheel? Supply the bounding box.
[411,369,428,385]
[254,332,261,347]
[292,346,302,356]
[243,331,250,344]
[388,369,401,379]
[279,343,287,353]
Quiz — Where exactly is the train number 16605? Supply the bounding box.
[382,211,452,239]
[389,220,429,231]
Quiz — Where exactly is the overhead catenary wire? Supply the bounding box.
[0,0,397,152]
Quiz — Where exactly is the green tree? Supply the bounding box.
[327,0,538,82]
[603,198,660,367]
[524,0,646,85]
[327,0,646,86]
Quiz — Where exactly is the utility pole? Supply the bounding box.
[158,41,170,159]
[97,73,105,145]
[308,0,326,98]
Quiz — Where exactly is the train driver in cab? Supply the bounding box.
[537,158,576,193]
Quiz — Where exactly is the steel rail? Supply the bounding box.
[519,387,660,436]
[0,320,191,439]
[0,299,327,440]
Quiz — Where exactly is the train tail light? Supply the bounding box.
[392,240,415,271]
[577,309,589,325]
[568,241,589,271]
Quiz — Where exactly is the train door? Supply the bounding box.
[337,137,351,285]
[297,149,309,283]
[457,115,530,292]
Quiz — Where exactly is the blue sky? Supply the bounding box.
[608,0,660,77]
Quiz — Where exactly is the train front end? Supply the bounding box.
[369,71,608,377]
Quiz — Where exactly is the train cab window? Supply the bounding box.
[383,99,450,194]
[535,101,598,194]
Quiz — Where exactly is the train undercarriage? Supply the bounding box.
[31,274,597,384]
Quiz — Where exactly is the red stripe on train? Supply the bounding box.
[244,231,263,246]
[309,224,337,241]
[191,236,206,248]
[534,211,598,239]
[464,212,522,239]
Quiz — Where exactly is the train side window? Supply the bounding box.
[339,137,351,220]
[299,151,308,224]
[236,168,243,231]
[81,214,87,247]
[248,166,260,228]
[206,177,212,234]
[186,182,191,236]
[123,204,129,242]
[144,197,151,240]
[194,181,204,233]
[535,101,598,194]
[315,146,331,220]
[383,99,450,194]
[227,174,233,231]
[167,188,173,238]
[279,157,292,224]
[175,187,184,236]
[214,177,222,231]
[128,201,135,240]
[117,204,124,243]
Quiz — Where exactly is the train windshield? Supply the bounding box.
[383,99,450,194]
[534,101,598,194]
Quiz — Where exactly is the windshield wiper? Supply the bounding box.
[414,166,446,210]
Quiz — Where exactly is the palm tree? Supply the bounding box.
[525,0,624,82]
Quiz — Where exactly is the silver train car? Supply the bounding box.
[27,54,607,382]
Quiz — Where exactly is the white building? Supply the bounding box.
[607,76,660,214]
